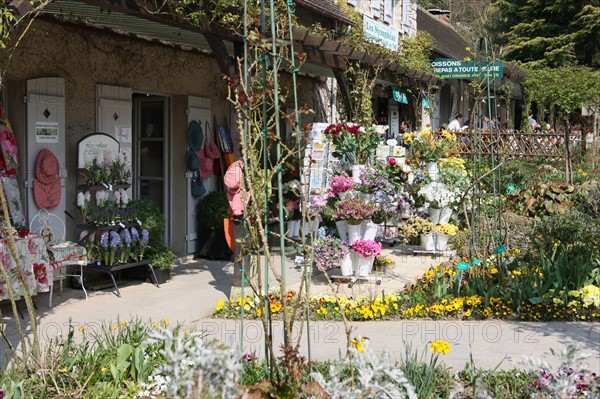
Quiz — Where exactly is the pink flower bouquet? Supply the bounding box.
[352,239,382,258]
[329,175,354,196]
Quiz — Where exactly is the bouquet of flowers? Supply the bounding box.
[77,191,91,221]
[435,223,459,236]
[356,166,394,196]
[329,175,354,197]
[112,154,132,184]
[335,195,377,225]
[386,158,414,188]
[323,123,381,165]
[351,239,382,258]
[400,216,433,243]
[307,194,327,218]
[313,236,349,271]
[438,157,469,194]
[418,182,458,209]
[405,129,457,163]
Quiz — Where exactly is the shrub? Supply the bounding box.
[530,208,600,254]
[577,180,600,218]
[128,199,165,242]
[148,244,177,271]
[195,191,231,230]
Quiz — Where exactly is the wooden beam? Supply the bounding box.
[333,68,352,121]
[319,39,341,52]
[204,33,236,76]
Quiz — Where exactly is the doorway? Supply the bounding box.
[134,95,170,242]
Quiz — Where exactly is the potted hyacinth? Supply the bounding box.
[100,231,121,266]
[77,191,92,222]
[351,239,382,277]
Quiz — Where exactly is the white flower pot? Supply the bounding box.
[420,233,435,251]
[347,223,363,244]
[362,219,379,241]
[426,162,439,180]
[335,220,349,242]
[361,193,374,203]
[439,207,453,224]
[354,254,375,277]
[311,219,320,235]
[340,252,353,276]
[352,164,366,183]
[435,233,450,251]
[301,219,320,238]
[429,208,442,225]
[287,220,301,238]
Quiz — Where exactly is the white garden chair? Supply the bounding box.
[30,209,88,307]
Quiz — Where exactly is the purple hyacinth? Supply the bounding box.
[122,229,132,245]
[130,227,140,242]
[100,232,109,248]
[110,231,122,248]
[141,229,149,245]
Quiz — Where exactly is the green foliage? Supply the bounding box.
[195,190,230,230]
[491,0,600,68]
[530,208,600,254]
[578,180,600,218]
[400,342,452,399]
[128,199,165,242]
[148,243,177,270]
[506,182,579,219]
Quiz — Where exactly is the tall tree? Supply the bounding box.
[490,0,600,68]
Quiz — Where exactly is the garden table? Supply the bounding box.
[0,235,53,301]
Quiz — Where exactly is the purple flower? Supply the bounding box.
[110,231,121,248]
[130,227,140,242]
[122,229,132,245]
[314,236,349,271]
[141,229,149,245]
[100,232,109,248]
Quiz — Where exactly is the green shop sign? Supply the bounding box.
[430,58,504,80]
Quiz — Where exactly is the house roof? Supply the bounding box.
[294,0,353,26]
[416,6,469,60]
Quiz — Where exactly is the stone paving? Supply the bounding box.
[1,243,599,372]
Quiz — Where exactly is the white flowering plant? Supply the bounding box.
[77,191,92,220]
[418,182,458,209]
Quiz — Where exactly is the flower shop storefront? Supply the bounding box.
[293,121,465,282]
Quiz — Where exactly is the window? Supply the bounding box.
[402,0,412,33]
[384,0,394,25]
[371,0,381,19]
[347,0,358,6]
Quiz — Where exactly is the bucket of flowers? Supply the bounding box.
[351,239,382,277]
[418,181,458,224]
[400,216,434,250]
[335,195,377,244]
[405,128,457,179]
[313,236,350,274]
[434,223,459,251]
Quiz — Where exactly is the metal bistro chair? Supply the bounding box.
[30,209,88,308]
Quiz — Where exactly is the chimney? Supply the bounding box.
[427,9,451,24]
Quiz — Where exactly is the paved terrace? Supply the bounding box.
[1,244,599,372]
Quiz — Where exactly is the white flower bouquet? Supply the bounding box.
[418,181,458,209]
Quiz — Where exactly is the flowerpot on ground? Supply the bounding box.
[420,233,435,251]
[352,252,375,277]
[152,267,171,284]
[196,225,233,260]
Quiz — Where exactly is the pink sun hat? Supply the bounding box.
[223,160,248,216]
[33,148,61,209]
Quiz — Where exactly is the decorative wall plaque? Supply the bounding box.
[77,133,120,168]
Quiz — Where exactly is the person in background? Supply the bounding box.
[448,113,464,132]
[529,113,542,132]
[397,120,411,148]
[481,115,490,130]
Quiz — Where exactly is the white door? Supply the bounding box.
[96,84,133,179]
[186,96,211,254]
[26,77,66,228]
